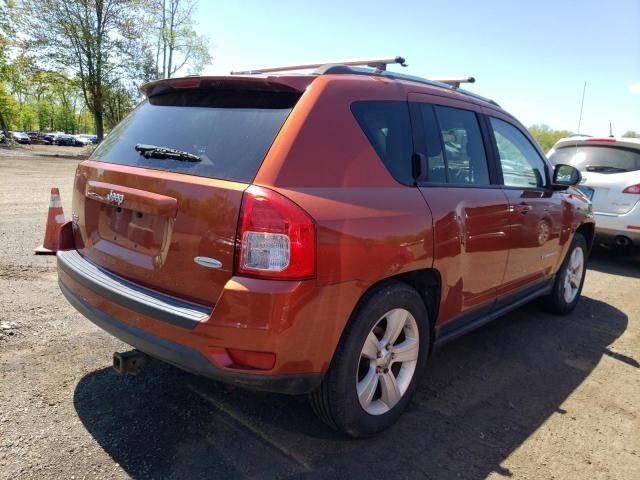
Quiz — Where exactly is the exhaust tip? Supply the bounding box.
[614,235,632,248]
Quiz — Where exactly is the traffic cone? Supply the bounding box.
[34,187,65,255]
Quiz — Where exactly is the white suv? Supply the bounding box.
[548,136,640,247]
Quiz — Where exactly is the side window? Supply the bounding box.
[431,105,490,185]
[351,101,414,185]
[490,117,547,188]
[419,105,446,182]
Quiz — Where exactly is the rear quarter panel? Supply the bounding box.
[255,76,434,351]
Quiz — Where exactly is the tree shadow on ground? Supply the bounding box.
[74,297,627,479]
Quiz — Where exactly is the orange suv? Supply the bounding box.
[57,57,594,437]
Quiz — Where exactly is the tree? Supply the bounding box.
[622,131,639,138]
[153,0,211,79]
[2,59,89,133]
[103,80,138,129]
[0,0,15,138]
[528,124,573,152]
[19,0,148,141]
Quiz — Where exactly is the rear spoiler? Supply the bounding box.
[140,75,314,98]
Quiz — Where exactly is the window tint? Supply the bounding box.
[419,105,446,182]
[432,106,490,185]
[549,145,640,173]
[490,117,547,188]
[91,89,298,183]
[351,101,413,184]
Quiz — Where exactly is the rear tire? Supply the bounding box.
[542,232,587,315]
[309,281,430,437]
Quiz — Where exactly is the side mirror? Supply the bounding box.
[552,164,581,188]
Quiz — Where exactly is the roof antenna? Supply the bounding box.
[576,81,587,134]
[609,121,614,138]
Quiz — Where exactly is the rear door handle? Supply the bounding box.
[515,203,533,215]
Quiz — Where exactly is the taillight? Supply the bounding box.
[235,185,316,280]
[623,184,640,194]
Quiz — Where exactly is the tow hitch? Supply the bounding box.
[113,350,147,375]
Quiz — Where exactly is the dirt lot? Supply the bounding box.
[1,148,639,479]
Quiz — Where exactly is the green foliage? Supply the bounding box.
[1,57,95,133]
[622,130,639,138]
[17,0,151,139]
[0,83,18,120]
[528,124,573,152]
[0,0,16,135]
[103,80,137,129]
[1,0,213,137]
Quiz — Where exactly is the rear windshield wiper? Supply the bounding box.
[585,165,627,173]
[135,144,201,162]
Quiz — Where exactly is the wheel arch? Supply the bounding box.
[334,269,442,362]
[576,222,595,253]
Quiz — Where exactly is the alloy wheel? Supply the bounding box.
[563,246,584,303]
[356,308,419,415]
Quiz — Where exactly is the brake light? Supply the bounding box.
[236,185,316,280]
[170,77,201,88]
[586,138,617,143]
[623,184,640,194]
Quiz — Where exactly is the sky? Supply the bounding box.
[195,0,639,136]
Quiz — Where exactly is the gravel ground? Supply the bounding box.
[1,148,639,479]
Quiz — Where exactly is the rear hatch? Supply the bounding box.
[71,76,308,306]
[549,143,640,215]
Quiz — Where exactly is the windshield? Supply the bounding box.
[548,145,640,173]
[90,88,299,183]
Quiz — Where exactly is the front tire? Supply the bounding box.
[543,232,587,315]
[310,281,430,437]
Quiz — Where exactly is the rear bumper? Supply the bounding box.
[594,204,640,244]
[59,279,321,394]
[57,250,361,394]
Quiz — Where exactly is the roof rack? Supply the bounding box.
[431,77,475,89]
[231,57,407,75]
[230,56,498,107]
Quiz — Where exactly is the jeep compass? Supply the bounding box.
[57,57,594,437]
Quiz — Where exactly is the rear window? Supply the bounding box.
[90,89,299,183]
[351,101,414,185]
[549,145,640,173]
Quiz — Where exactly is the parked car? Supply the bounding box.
[26,132,50,144]
[548,136,640,248]
[54,134,78,146]
[73,135,92,146]
[42,132,66,145]
[74,134,97,146]
[9,131,31,144]
[57,58,594,437]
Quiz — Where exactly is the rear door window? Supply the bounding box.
[351,101,414,185]
[418,105,447,182]
[417,105,490,185]
[549,145,640,173]
[90,89,299,183]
